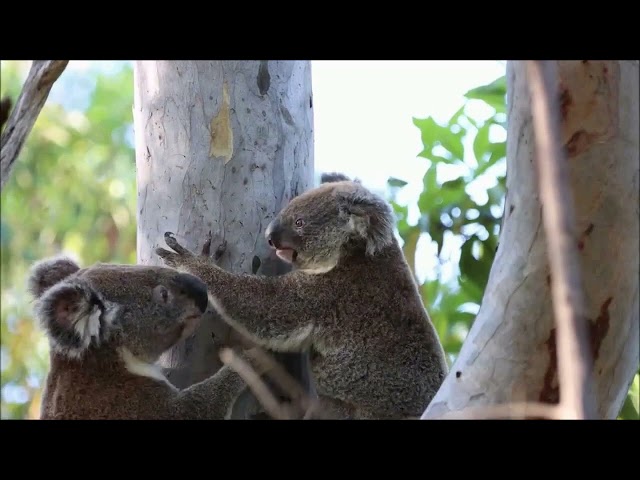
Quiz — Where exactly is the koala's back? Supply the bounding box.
[41,353,175,420]
[309,242,448,418]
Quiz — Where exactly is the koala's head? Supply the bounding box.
[28,256,209,362]
[265,174,395,273]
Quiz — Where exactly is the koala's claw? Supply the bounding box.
[163,232,194,257]
[214,240,227,261]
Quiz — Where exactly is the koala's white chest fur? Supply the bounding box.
[119,347,174,388]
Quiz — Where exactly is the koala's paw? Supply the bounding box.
[156,232,198,269]
[201,231,227,264]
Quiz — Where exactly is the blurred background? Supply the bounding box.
[1,60,637,419]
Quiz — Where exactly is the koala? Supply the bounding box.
[28,256,259,420]
[156,174,449,419]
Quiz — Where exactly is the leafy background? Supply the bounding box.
[1,61,637,420]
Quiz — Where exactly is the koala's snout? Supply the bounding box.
[172,273,208,313]
[265,218,282,249]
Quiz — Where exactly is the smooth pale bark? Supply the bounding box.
[1,60,68,190]
[133,61,315,418]
[423,60,639,420]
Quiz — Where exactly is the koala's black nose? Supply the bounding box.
[173,273,209,313]
[265,218,281,248]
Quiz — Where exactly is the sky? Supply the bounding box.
[312,60,505,189]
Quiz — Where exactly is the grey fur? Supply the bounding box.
[156,176,449,419]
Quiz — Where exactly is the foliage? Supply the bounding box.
[387,75,638,420]
[618,372,639,420]
[0,61,136,419]
[388,75,507,364]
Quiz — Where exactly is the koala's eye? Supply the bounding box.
[295,218,305,228]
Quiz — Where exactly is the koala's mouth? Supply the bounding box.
[275,248,298,264]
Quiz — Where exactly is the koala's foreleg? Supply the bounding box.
[157,232,323,352]
[171,363,253,420]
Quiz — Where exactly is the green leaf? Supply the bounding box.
[618,372,639,420]
[459,275,484,305]
[387,177,408,188]
[473,122,491,165]
[417,166,438,212]
[413,116,440,150]
[430,225,445,257]
[448,311,477,330]
[390,201,410,235]
[421,279,440,306]
[440,132,465,162]
[459,235,493,292]
[401,226,421,277]
[439,178,468,207]
[441,178,465,191]
[413,116,464,162]
[488,140,506,165]
[465,76,507,114]
[448,105,467,127]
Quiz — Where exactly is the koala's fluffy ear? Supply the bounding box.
[36,279,113,359]
[321,172,361,184]
[340,188,395,256]
[28,256,80,298]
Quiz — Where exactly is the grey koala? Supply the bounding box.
[28,256,260,420]
[156,174,449,419]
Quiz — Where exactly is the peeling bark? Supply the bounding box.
[133,61,315,418]
[423,60,639,420]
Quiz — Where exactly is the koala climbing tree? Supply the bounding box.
[132,60,316,419]
[27,256,260,420]
[157,175,450,419]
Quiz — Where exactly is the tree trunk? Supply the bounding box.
[423,60,639,420]
[133,60,315,418]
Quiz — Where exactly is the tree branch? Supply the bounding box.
[1,60,68,190]
[247,347,319,417]
[525,60,597,419]
[220,348,296,420]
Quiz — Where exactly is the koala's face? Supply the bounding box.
[28,257,209,362]
[265,181,395,273]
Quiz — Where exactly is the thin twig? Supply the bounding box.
[248,347,319,417]
[209,291,319,418]
[219,347,294,420]
[1,60,68,190]
[525,60,597,419]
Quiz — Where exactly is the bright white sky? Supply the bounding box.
[311,60,505,190]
